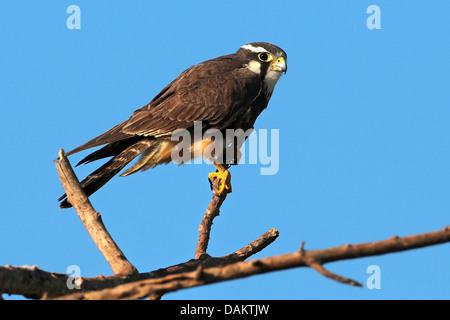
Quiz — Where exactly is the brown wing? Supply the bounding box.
[65,55,262,158]
[121,56,262,137]
[64,120,133,157]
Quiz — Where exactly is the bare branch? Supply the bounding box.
[0,227,278,299]
[4,149,446,300]
[50,226,450,300]
[195,178,227,259]
[307,262,362,287]
[55,150,137,277]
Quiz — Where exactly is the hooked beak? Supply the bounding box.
[271,56,287,74]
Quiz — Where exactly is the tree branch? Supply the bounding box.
[49,226,450,300]
[55,149,137,277]
[195,178,228,259]
[2,149,448,300]
[0,228,279,299]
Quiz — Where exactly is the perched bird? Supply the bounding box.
[59,42,287,208]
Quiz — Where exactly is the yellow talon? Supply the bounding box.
[208,169,232,195]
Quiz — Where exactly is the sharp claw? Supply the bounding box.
[208,170,232,195]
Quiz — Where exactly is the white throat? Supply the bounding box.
[264,69,283,96]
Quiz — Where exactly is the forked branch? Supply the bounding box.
[0,150,448,300]
[51,226,450,299]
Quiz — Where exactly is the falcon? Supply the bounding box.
[59,42,287,208]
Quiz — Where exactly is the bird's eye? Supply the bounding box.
[258,52,270,62]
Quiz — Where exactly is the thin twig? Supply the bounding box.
[308,262,362,287]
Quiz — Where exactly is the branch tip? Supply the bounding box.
[58,149,66,161]
[309,262,362,287]
[299,241,306,253]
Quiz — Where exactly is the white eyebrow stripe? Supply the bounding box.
[240,44,268,53]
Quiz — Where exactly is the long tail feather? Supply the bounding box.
[59,139,153,208]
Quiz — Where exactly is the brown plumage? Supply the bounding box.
[59,42,287,208]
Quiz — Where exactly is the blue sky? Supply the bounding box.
[1,1,449,300]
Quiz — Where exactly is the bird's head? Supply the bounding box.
[237,42,287,94]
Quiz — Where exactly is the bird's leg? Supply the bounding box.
[208,162,232,195]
